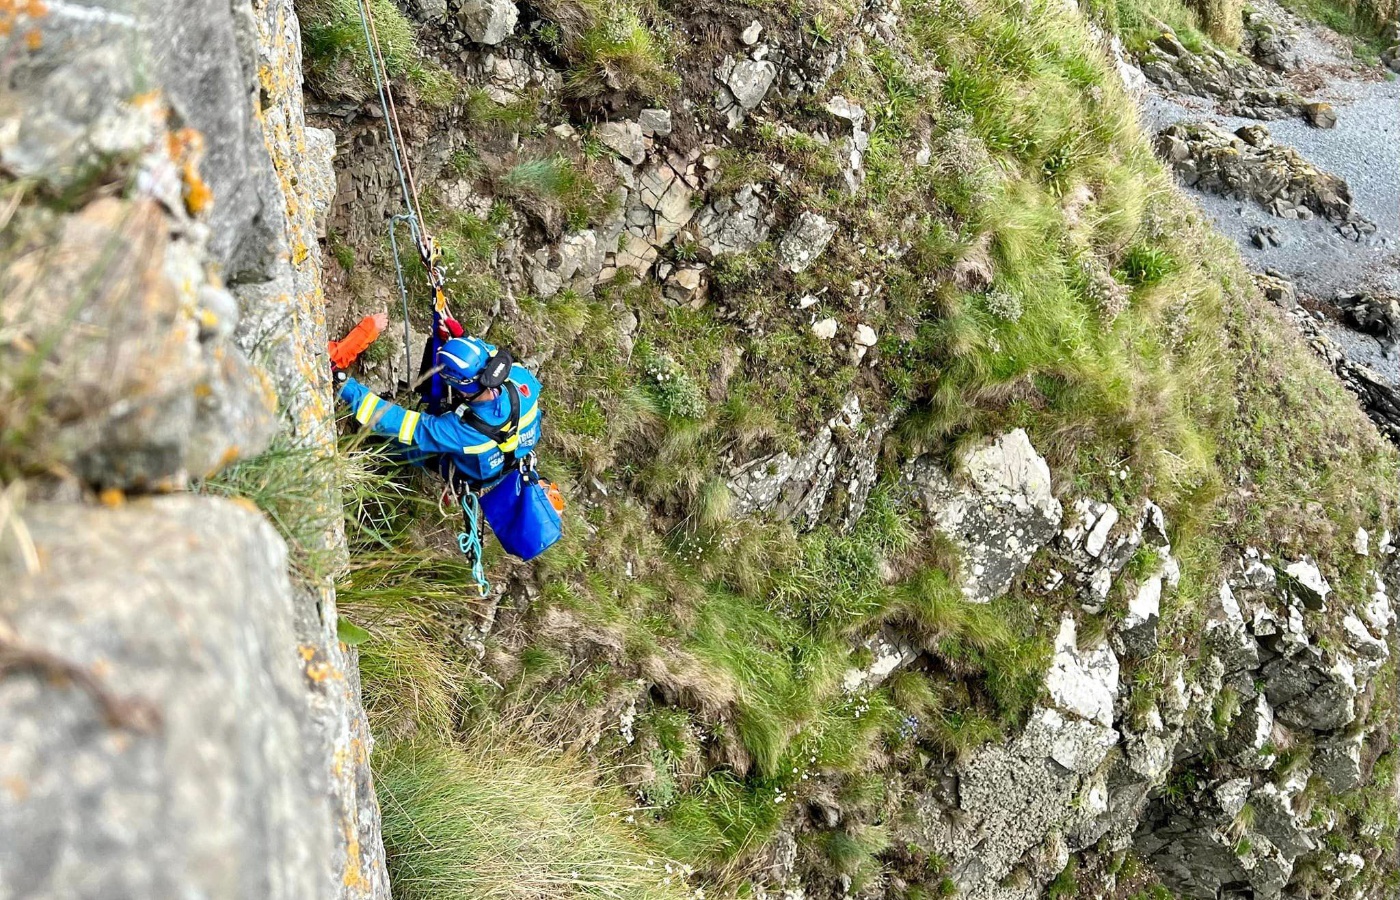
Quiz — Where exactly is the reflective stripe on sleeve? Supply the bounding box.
[355,394,381,425]
[397,410,421,444]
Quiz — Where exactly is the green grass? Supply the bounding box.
[377,736,692,900]
[279,0,1400,894]
[299,0,458,106]
[533,0,678,101]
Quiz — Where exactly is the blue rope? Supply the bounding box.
[457,493,490,598]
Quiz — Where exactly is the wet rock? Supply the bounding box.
[0,498,329,900]
[456,0,519,44]
[777,211,837,272]
[903,429,1063,603]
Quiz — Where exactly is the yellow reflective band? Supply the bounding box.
[355,394,381,425]
[462,439,497,454]
[397,411,420,445]
[500,436,520,453]
[518,404,539,429]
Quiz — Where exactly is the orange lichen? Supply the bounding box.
[166,128,214,216]
[230,497,261,515]
[0,0,47,49]
[99,488,126,507]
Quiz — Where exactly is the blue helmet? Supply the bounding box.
[437,337,492,388]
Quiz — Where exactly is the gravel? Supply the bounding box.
[1139,39,1400,299]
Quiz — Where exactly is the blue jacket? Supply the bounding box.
[339,365,543,485]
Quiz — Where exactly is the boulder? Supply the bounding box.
[903,429,1063,603]
[638,108,673,137]
[777,211,838,272]
[457,0,519,44]
[1303,101,1337,129]
[694,184,770,257]
[0,498,328,900]
[597,120,646,165]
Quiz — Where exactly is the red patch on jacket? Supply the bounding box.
[518,384,531,397]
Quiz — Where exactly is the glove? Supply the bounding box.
[436,317,465,340]
[331,361,347,385]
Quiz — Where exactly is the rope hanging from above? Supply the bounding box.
[353,0,454,404]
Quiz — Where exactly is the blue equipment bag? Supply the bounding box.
[478,469,562,561]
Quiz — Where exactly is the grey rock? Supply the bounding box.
[457,0,519,44]
[0,198,275,490]
[1156,122,1373,233]
[716,55,778,124]
[694,184,770,257]
[1314,732,1364,793]
[904,429,1063,603]
[1243,7,1305,72]
[728,394,893,530]
[741,20,763,45]
[841,630,920,693]
[598,120,647,165]
[777,211,838,273]
[1044,617,1119,728]
[0,498,328,900]
[411,0,450,21]
[639,108,673,137]
[1263,651,1357,731]
[1280,558,1330,610]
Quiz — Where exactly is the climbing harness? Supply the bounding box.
[353,0,456,407]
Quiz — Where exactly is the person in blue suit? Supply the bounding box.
[335,335,543,493]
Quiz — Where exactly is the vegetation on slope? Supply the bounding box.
[274,0,1400,895]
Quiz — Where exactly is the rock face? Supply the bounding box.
[1138,28,1312,121]
[0,499,327,900]
[902,429,1064,603]
[1132,548,1396,900]
[1157,122,1376,240]
[1261,274,1400,444]
[0,1,387,897]
[1243,7,1306,72]
[727,395,896,530]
